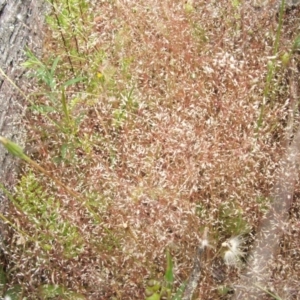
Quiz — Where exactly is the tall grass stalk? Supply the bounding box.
[0,67,27,99]
[48,0,76,77]
[256,0,286,134]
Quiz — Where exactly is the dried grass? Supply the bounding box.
[2,0,300,299]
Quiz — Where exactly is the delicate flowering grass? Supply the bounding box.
[0,0,300,299]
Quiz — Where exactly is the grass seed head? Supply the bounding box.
[222,236,245,267]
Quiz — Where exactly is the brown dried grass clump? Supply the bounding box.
[2,0,300,299]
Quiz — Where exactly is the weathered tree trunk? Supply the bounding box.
[0,0,47,201]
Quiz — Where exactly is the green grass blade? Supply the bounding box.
[254,284,282,300]
[165,249,174,289]
[61,88,70,123]
[63,76,85,87]
[50,56,60,77]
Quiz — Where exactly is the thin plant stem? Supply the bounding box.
[254,284,283,300]
[49,0,77,79]
[256,0,286,135]
[0,66,28,99]
[66,0,81,60]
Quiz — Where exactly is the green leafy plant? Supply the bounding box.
[23,49,84,117]
[145,249,186,300]
[22,49,87,163]
[46,0,91,74]
[13,171,84,257]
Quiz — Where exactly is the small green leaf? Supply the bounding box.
[184,3,194,13]
[146,293,161,300]
[217,285,232,296]
[231,0,240,8]
[30,104,56,113]
[22,48,44,69]
[281,52,290,67]
[63,76,85,87]
[145,288,154,297]
[61,88,70,122]
[147,280,161,293]
[165,249,174,289]
[267,60,274,69]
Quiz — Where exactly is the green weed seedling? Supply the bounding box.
[46,0,117,98]
[22,49,60,91]
[145,249,186,300]
[15,172,84,257]
[23,49,87,163]
[23,49,84,116]
[2,281,85,299]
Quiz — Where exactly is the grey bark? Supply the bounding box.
[0,0,47,200]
